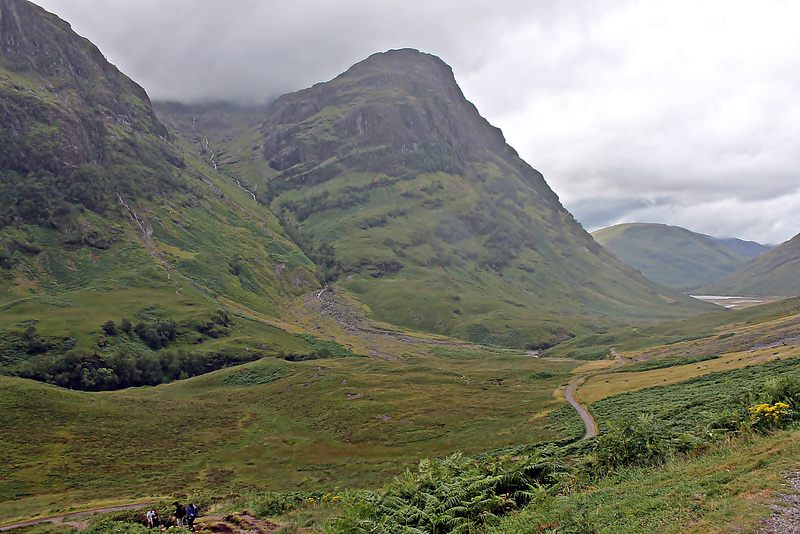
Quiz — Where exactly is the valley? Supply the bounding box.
[4,295,800,533]
[2,1,800,533]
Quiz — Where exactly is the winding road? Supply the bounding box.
[565,375,598,439]
[565,348,626,440]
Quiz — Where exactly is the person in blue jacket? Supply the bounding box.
[186,503,199,531]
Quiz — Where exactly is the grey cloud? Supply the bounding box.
[39,0,562,104]
[33,0,800,245]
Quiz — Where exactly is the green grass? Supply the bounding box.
[0,349,583,522]
[3,302,797,532]
[590,357,800,433]
[614,352,722,372]
[482,430,799,533]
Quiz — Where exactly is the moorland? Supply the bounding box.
[2,1,800,533]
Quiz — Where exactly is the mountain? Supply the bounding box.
[700,232,800,297]
[158,49,710,348]
[0,0,323,372]
[0,0,175,220]
[710,236,773,259]
[3,3,791,521]
[592,223,749,291]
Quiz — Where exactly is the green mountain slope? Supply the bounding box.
[700,232,800,297]
[0,0,324,374]
[592,223,748,291]
[159,49,710,349]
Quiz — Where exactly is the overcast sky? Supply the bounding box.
[35,0,800,244]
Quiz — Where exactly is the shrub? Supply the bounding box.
[592,413,673,474]
[325,452,569,534]
[102,320,117,336]
[14,347,262,391]
[749,402,791,431]
[120,317,132,334]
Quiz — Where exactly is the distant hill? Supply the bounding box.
[592,223,748,291]
[158,49,710,348]
[700,232,800,297]
[710,237,773,259]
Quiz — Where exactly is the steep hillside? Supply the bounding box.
[0,0,323,373]
[0,0,179,228]
[592,223,748,291]
[160,49,710,349]
[701,232,800,297]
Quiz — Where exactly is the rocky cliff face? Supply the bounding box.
[0,0,185,236]
[0,0,168,174]
[262,49,508,171]
[260,50,556,200]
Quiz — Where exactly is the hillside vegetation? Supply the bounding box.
[0,346,585,517]
[5,311,800,533]
[4,4,800,533]
[3,296,800,528]
[0,0,337,385]
[157,50,711,351]
[592,223,748,291]
[701,232,800,297]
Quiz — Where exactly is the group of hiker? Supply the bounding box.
[145,502,199,531]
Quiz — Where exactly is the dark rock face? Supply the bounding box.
[0,0,167,174]
[261,49,510,175]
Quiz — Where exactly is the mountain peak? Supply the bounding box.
[339,48,457,85]
[240,50,709,344]
[261,48,512,180]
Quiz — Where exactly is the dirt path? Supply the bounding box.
[756,470,800,533]
[565,348,627,440]
[565,375,597,439]
[0,504,148,532]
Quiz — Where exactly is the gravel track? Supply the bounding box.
[756,471,800,534]
[0,504,148,532]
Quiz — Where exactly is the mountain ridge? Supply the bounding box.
[592,222,751,291]
[1,1,710,357]
[0,0,323,373]
[700,232,800,297]
[158,48,711,348]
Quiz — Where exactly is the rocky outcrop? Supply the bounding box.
[262,49,511,173]
[0,0,168,174]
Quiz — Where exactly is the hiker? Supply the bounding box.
[147,509,161,529]
[173,501,187,528]
[186,503,199,531]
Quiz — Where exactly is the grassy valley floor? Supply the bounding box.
[0,347,586,523]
